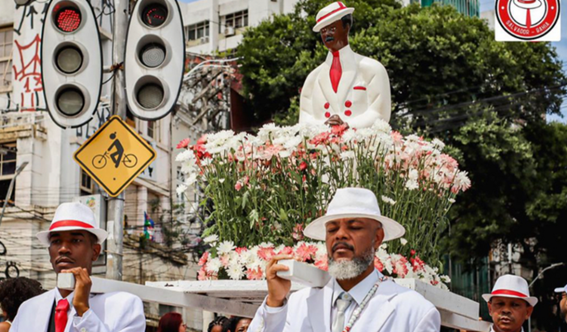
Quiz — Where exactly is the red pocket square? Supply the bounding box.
[353,86,367,90]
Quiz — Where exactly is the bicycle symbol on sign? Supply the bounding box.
[91,132,138,169]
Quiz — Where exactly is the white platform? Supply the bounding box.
[135,278,490,331]
[91,277,489,330]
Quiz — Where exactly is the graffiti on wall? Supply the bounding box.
[12,3,48,111]
[75,105,112,139]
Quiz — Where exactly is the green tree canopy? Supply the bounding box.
[237,0,564,128]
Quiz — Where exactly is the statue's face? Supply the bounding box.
[320,19,349,52]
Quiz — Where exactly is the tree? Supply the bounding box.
[237,0,565,128]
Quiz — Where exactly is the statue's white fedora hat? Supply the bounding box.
[313,2,355,32]
[37,202,108,246]
[303,187,405,241]
[482,274,538,306]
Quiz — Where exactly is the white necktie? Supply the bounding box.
[332,292,352,332]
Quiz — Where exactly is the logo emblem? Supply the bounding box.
[495,0,560,41]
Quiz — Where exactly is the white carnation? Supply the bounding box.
[217,241,236,255]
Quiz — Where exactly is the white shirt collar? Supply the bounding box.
[332,269,380,306]
[54,288,75,309]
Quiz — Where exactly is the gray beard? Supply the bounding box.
[327,249,375,280]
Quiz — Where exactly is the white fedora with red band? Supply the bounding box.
[36,202,108,246]
[482,274,538,306]
[313,2,355,32]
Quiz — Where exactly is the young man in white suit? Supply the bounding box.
[299,1,392,129]
[11,202,145,332]
[248,188,441,332]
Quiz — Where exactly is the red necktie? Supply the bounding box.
[330,51,342,93]
[55,299,69,332]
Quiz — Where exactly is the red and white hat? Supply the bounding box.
[36,202,108,247]
[482,274,538,307]
[313,2,355,32]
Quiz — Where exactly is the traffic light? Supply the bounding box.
[124,0,185,120]
[41,0,102,128]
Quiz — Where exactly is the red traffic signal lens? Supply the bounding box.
[142,4,168,27]
[55,7,82,32]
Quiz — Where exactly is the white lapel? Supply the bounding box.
[318,53,339,114]
[33,289,57,332]
[350,280,397,332]
[307,279,334,332]
[335,46,357,107]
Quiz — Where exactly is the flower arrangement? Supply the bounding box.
[176,120,470,269]
[197,237,450,289]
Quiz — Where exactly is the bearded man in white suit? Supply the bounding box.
[299,2,392,129]
[248,188,441,332]
[11,202,145,332]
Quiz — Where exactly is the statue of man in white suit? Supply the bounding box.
[299,2,392,129]
[11,202,146,332]
[248,188,441,332]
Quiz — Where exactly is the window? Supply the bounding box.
[224,10,248,29]
[0,27,13,92]
[147,120,159,141]
[0,144,16,177]
[0,143,17,203]
[80,169,94,195]
[185,21,210,42]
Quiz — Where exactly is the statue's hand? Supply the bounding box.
[325,115,349,128]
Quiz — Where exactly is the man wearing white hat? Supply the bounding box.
[10,202,145,332]
[248,187,440,332]
[299,2,391,129]
[482,274,537,332]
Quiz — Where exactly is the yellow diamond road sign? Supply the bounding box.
[74,116,156,197]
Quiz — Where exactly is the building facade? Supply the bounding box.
[0,0,202,329]
[180,0,300,54]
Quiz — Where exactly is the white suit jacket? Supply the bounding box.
[249,274,440,332]
[299,45,391,129]
[10,288,145,332]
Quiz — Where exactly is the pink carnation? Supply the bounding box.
[235,247,248,254]
[410,256,425,272]
[176,138,191,149]
[295,243,317,262]
[392,256,409,278]
[198,252,209,266]
[292,224,304,241]
[277,246,294,256]
[246,267,264,280]
[258,246,276,261]
[374,256,384,272]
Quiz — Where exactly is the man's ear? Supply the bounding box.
[526,305,534,319]
[92,243,102,261]
[374,224,384,251]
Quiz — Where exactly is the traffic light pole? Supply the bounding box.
[106,0,129,281]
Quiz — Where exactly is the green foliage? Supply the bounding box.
[237,1,564,127]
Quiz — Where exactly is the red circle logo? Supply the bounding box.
[496,0,560,40]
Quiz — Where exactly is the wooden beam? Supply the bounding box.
[91,277,258,317]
